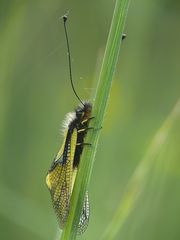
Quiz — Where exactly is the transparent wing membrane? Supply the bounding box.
[77,191,90,234]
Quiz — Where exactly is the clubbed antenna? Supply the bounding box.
[62,14,84,106]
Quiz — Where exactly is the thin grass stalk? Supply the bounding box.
[61,0,130,239]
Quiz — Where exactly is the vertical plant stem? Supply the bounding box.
[61,0,130,239]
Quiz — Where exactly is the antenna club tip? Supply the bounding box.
[62,11,69,23]
[62,15,68,23]
[122,33,127,40]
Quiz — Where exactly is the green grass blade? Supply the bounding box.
[61,0,130,239]
[101,98,180,240]
[0,183,52,240]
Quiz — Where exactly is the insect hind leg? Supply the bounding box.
[76,142,92,146]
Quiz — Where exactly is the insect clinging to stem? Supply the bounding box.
[46,14,93,234]
[46,13,127,234]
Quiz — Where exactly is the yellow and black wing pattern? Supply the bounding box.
[46,128,77,228]
[46,102,92,234]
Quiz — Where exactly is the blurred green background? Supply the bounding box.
[0,0,180,240]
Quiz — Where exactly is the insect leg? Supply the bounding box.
[81,116,95,125]
[77,127,94,133]
[76,142,92,146]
